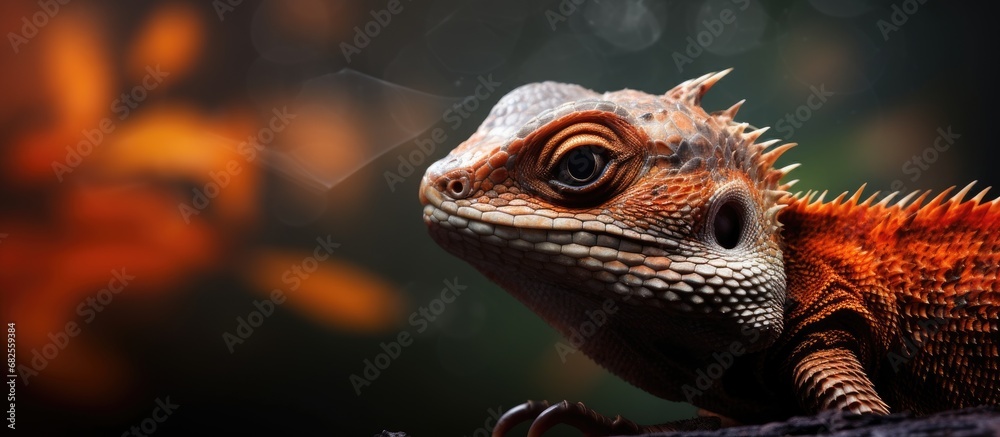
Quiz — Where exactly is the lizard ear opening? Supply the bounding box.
[713,200,744,249]
[706,187,754,250]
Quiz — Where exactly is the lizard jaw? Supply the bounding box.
[420,182,786,347]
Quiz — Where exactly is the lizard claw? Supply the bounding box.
[492,400,551,437]
[528,401,640,437]
[492,400,722,437]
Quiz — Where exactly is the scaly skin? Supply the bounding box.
[418,70,999,434]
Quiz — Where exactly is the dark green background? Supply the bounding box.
[17,0,999,435]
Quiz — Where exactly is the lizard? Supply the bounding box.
[417,69,1000,436]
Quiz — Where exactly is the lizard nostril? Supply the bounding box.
[436,170,472,199]
[447,180,466,197]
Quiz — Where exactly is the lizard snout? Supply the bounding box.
[419,161,473,206]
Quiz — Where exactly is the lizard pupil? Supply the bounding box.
[558,146,606,186]
[713,201,744,249]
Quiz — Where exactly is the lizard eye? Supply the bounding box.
[544,123,621,194]
[514,110,647,205]
[555,145,608,188]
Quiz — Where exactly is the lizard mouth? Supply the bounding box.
[421,183,673,249]
[421,184,660,302]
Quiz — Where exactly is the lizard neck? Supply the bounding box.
[464,251,795,421]
[778,194,901,351]
[773,188,1000,413]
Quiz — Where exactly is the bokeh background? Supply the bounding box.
[1,0,997,435]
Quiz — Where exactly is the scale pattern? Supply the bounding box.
[419,70,999,426]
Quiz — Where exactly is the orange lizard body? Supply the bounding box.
[419,70,999,435]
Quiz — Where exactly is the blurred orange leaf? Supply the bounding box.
[127,2,204,84]
[95,105,260,229]
[43,11,112,131]
[247,251,405,333]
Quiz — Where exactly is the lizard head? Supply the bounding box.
[419,70,797,403]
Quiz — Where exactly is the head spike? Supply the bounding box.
[713,99,746,121]
[700,68,733,95]
[760,143,797,169]
[765,203,788,220]
[756,139,781,150]
[764,189,788,202]
[728,122,750,137]
[780,179,800,190]
[745,126,770,143]
[667,68,733,106]
[775,163,801,177]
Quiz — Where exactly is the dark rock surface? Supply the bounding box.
[641,406,1000,437]
[377,406,1000,437]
